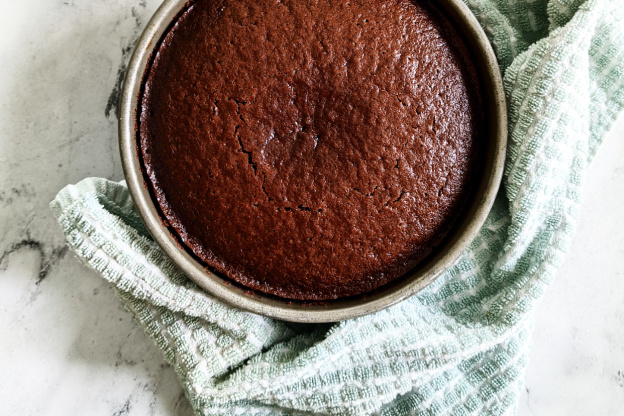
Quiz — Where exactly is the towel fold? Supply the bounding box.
[51,0,624,414]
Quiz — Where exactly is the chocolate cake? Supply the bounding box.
[139,0,483,300]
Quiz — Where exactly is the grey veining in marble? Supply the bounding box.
[0,1,193,414]
[0,0,623,415]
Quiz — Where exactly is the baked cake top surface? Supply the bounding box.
[140,0,482,300]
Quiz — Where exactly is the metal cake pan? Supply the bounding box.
[119,0,507,323]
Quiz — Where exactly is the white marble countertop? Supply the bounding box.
[0,1,622,415]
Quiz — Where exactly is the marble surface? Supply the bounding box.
[0,1,622,415]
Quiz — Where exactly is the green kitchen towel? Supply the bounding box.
[51,0,624,414]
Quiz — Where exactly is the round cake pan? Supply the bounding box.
[119,0,507,323]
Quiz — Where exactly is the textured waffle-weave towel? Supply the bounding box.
[51,0,624,414]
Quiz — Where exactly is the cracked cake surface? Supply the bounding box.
[139,0,483,300]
